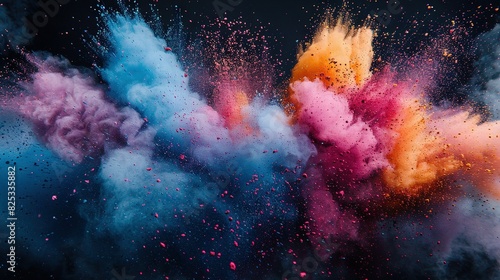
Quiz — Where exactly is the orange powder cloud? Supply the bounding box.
[290,19,373,91]
[286,20,373,117]
[382,98,462,195]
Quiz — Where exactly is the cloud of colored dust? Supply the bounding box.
[0,8,499,279]
[287,19,500,260]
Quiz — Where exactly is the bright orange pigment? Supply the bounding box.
[286,19,374,117]
[290,19,373,91]
[382,98,462,195]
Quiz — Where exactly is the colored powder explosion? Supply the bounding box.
[287,19,500,263]
[0,3,500,280]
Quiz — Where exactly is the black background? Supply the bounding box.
[24,0,500,82]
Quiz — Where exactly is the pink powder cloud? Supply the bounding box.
[12,56,146,163]
[290,78,388,181]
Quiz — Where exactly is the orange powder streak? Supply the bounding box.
[290,20,373,90]
[286,19,373,116]
[382,98,462,195]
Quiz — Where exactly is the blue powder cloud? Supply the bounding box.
[72,13,315,279]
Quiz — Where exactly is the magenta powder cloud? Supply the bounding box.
[290,78,388,182]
